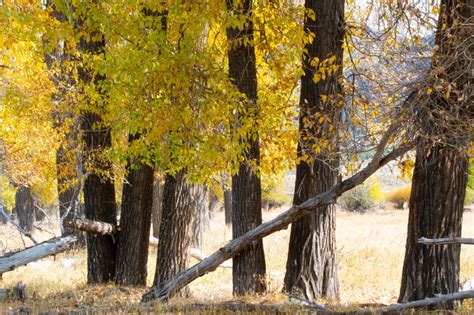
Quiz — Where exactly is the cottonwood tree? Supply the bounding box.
[399,0,473,308]
[284,0,345,300]
[115,133,154,285]
[77,3,118,284]
[227,0,266,295]
[13,186,35,232]
[43,0,84,242]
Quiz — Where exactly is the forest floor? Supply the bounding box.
[0,206,473,313]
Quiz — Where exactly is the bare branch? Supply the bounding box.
[65,218,117,235]
[418,237,474,245]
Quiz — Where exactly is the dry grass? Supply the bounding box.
[1,207,473,313]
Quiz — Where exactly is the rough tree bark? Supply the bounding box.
[226,0,266,295]
[152,172,164,238]
[79,26,118,284]
[223,188,232,226]
[284,0,344,300]
[14,186,35,233]
[399,0,473,308]
[191,185,210,248]
[115,135,154,285]
[208,190,218,220]
[152,170,196,296]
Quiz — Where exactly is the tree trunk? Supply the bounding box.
[43,0,83,241]
[153,170,195,296]
[398,140,468,307]
[223,187,232,226]
[284,0,344,300]
[0,151,4,225]
[226,0,266,296]
[115,138,154,285]
[79,30,117,284]
[208,191,218,220]
[14,186,35,233]
[191,185,210,248]
[152,172,164,238]
[56,145,84,244]
[399,0,472,308]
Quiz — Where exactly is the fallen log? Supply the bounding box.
[149,237,232,269]
[141,122,416,303]
[418,237,474,245]
[0,235,77,274]
[65,218,117,235]
[374,290,474,313]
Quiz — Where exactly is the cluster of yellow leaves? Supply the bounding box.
[0,0,441,207]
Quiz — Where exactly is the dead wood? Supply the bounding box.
[374,290,474,313]
[0,235,77,274]
[418,237,474,245]
[65,218,117,235]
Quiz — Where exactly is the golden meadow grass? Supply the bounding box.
[1,207,473,312]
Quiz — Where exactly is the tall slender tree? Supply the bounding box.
[153,170,195,295]
[115,134,154,285]
[43,1,83,240]
[78,6,118,284]
[226,0,266,295]
[399,0,472,308]
[284,0,344,300]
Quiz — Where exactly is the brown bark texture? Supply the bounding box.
[152,172,164,238]
[226,0,266,296]
[115,135,154,285]
[14,187,35,233]
[398,0,473,308]
[191,185,210,248]
[79,30,118,284]
[284,0,344,300]
[152,170,195,297]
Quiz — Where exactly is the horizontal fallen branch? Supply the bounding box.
[66,218,117,235]
[375,290,474,313]
[141,122,416,303]
[149,237,232,269]
[0,235,77,274]
[418,237,474,245]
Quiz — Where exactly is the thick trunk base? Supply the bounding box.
[399,141,468,309]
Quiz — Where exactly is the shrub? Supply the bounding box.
[339,177,383,211]
[385,185,411,209]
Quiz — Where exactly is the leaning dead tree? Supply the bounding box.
[141,118,416,302]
